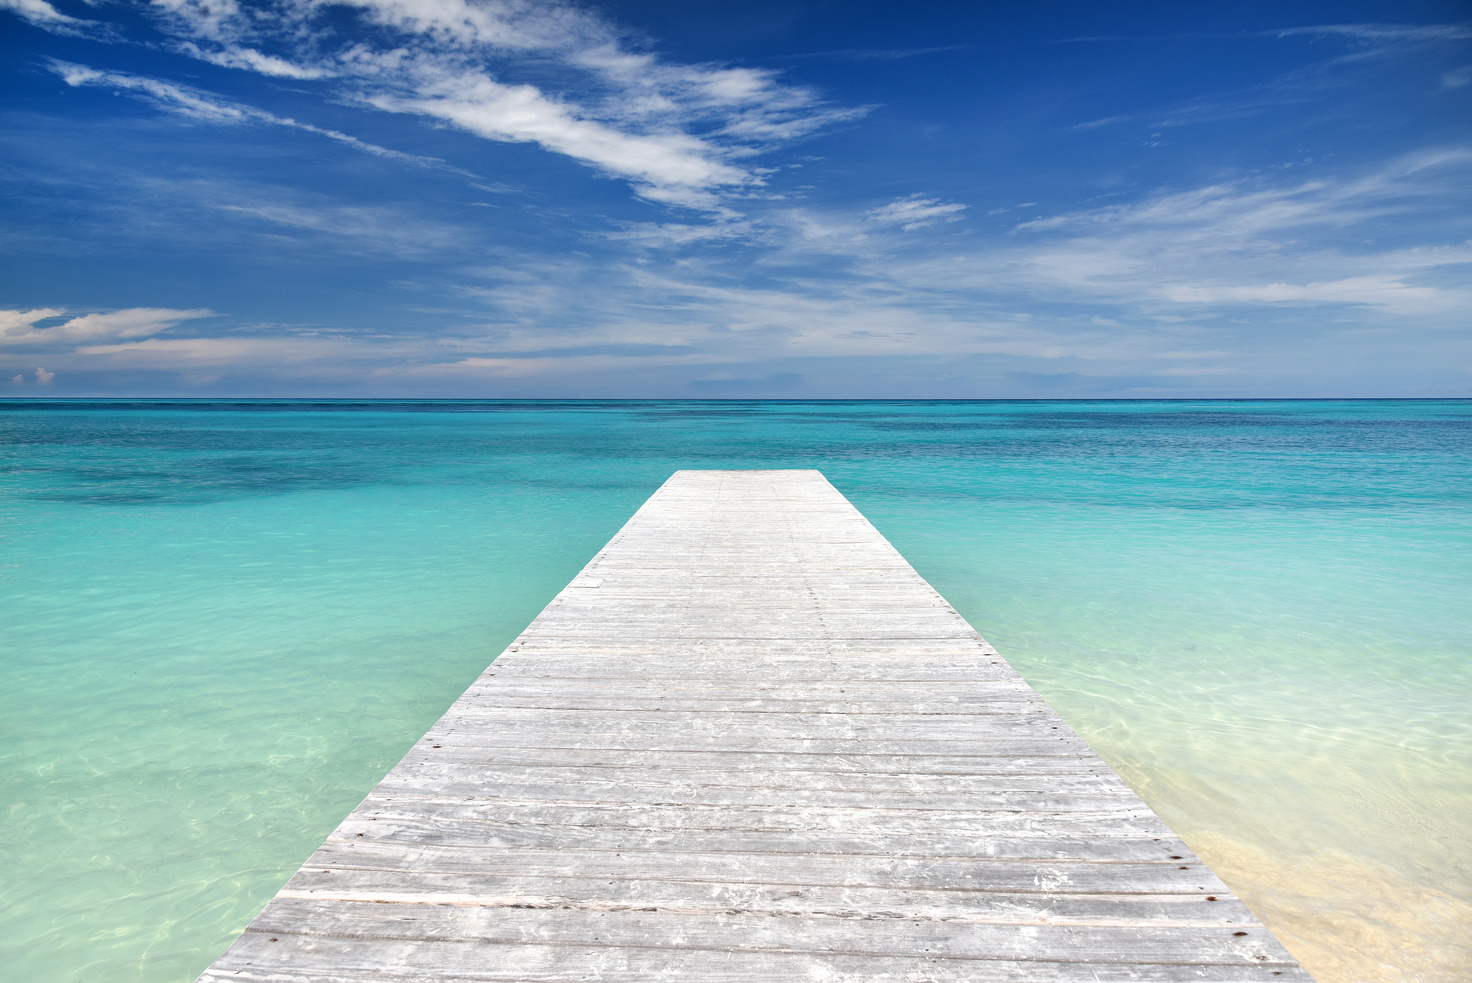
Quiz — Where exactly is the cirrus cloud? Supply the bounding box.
[0,0,107,37]
[49,61,470,173]
[1160,276,1454,314]
[134,0,854,211]
[867,194,968,231]
[0,308,216,349]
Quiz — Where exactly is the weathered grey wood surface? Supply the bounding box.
[199,469,1310,982]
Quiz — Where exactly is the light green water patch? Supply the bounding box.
[1,480,645,983]
[862,497,1472,980]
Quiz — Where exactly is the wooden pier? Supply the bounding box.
[199,469,1310,982]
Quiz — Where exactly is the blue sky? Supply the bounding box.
[1,0,1468,397]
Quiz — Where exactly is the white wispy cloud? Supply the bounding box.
[0,0,109,37]
[1071,115,1132,131]
[50,62,471,174]
[52,61,258,123]
[174,41,333,80]
[1442,65,1472,90]
[74,335,362,364]
[0,308,214,348]
[603,220,761,247]
[442,253,1177,366]
[492,149,1470,373]
[858,149,1472,320]
[867,194,967,231]
[213,196,467,255]
[1011,148,1472,248]
[18,0,855,213]
[1271,23,1472,44]
[361,72,749,208]
[131,0,852,210]
[1160,275,1452,314]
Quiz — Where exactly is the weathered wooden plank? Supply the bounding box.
[202,949,1304,983]
[384,762,1134,793]
[388,744,1108,773]
[354,795,1177,838]
[232,900,1306,967]
[197,470,1310,982]
[436,714,1073,737]
[277,876,1257,926]
[331,813,1188,861]
[371,778,1140,814]
[448,696,1051,714]
[295,843,1229,895]
[460,677,1040,697]
[410,732,1102,756]
[502,637,1007,658]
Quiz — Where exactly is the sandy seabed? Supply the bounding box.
[1193,833,1472,983]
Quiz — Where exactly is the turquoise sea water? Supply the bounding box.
[2,399,1469,983]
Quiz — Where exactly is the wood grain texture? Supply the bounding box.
[197,470,1312,982]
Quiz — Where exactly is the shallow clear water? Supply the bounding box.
[2,399,1469,983]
